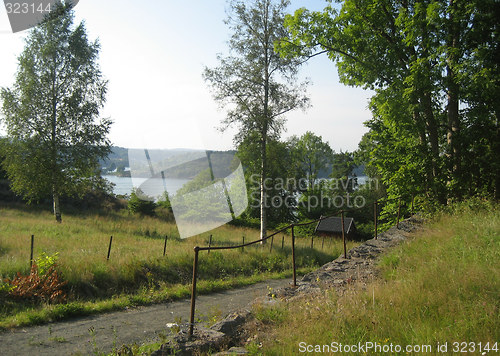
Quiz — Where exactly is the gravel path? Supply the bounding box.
[0,278,292,355]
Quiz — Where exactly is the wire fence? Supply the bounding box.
[188,195,413,336]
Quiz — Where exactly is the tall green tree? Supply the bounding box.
[237,132,297,225]
[289,131,333,189]
[203,0,309,240]
[279,0,499,203]
[0,4,111,222]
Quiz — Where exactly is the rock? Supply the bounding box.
[152,327,225,356]
[211,310,251,338]
[213,346,250,355]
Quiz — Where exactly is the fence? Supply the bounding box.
[20,194,413,337]
[188,194,413,336]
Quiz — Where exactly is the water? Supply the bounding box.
[104,175,371,197]
[103,175,190,197]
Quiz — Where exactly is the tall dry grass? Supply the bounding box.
[0,205,358,327]
[254,201,499,355]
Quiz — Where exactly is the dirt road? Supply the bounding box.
[0,278,292,355]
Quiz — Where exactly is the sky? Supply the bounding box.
[0,0,372,153]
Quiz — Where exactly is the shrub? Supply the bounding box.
[128,189,157,216]
[4,262,67,304]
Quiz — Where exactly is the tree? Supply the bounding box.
[203,0,309,240]
[331,151,357,193]
[279,0,499,203]
[237,132,297,225]
[0,3,111,222]
[289,131,333,190]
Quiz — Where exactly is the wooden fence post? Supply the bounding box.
[270,235,274,252]
[242,236,245,252]
[281,235,284,249]
[341,211,347,259]
[291,225,296,288]
[30,235,34,268]
[374,200,378,240]
[163,235,168,257]
[189,247,199,337]
[208,235,212,254]
[107,236,113,261]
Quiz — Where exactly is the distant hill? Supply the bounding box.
[101,147,238,179]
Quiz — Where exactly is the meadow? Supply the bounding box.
[248,200,500,355]
[0,204,357,329]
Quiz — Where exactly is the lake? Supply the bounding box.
[104,175,370,197]
[103,175,191,197]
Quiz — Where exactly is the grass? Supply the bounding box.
[0,204,358,328]
[250,201,499,355]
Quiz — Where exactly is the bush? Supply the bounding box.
[128,189,157,216]
[4,259,67,304]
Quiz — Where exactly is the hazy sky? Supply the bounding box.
[0,0,372,152]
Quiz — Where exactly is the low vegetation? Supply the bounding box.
[0,204,357,329]
[249,200,499,355]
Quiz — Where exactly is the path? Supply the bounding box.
[0,278,292,355]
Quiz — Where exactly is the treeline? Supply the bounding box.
[281,0,499,204]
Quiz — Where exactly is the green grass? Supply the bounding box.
[252,202,500,355]
[0,204,357,328]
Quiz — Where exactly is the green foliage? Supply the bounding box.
[0,4,111,221]
[127,189,156,216]
[36,252,59,276]
[289,131,334,188]
[238,134,298,225]
[280,0,499,204]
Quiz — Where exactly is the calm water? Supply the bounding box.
[104,175,370,197]
[103,175,190,196]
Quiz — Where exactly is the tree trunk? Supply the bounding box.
[446,0,461,199]
[421,91,446,203]
[53,190,62,223]
[260,131,267,243]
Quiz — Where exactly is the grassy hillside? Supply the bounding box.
[250,200,499,355]
[0,205,357,329]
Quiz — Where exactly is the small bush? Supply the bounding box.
[128,189,157,216]
[4,263,67,304]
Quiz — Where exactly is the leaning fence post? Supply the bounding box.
[291,225,297,288]
[396,197,401,228]
[163,235,168,257]
[341,211,347,259]
[189,246,200,337]
[30,235,34,268]
[208,235,212,254]
[107,236,113,261]
[374,200,378,240]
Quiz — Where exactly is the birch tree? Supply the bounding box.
[0,4,111,222]
[204,0,309,240]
